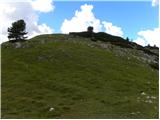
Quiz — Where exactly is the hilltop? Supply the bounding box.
[1,33,159,118]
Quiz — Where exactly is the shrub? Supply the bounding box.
[87,26,94,33]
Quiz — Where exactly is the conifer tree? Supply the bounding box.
[8,19,28,42]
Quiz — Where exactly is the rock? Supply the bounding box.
[147,81,151,84]
[151,96,156,99]
[146,96,156,100]
[130,112,135,115]
[145,99,153,103]
[141,92,146,95]
[137,111,140,114]
[14,42,22,48]
[40,40,45,44]
[38,56,45,60]
[146,96,150,99]
[49,107,55,112]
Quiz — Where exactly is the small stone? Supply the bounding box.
[147,81,151,84]
[145,100,153,103]
[141,92,146,95]
[148,100,153,103]
[151,96,156,99]
[131,112,135,115]
[49,107,55,112]
[137,111,140,114]
[146,96,150,99]
[15,42,22,48]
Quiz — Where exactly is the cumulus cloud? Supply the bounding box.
[102,21,123,37]
[134,37,146,46]
[61,4,102,33]
[28,23,54,38]
[134,28,160,47]
[152,0,159,6]
[60,4,124,38]
[30,0,54,12]
[0,0,54,43]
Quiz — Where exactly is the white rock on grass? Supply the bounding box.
[130,112,135,115]
[151,96,156,99]
[146,96,150,99]
[141,92,146,95]
[49,107,55,112]
[146,96,156,99]
[148,100,153,103]
[145,100,153,103]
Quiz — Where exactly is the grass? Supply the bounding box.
[1,34,159,118]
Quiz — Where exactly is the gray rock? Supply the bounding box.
[14,42,22,48]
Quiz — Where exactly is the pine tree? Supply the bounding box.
[126,37,129,41]
[8,19,28,42]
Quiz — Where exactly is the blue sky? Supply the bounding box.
[39,1,158,40]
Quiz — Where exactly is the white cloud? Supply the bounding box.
[134,28,160,47]
[134,37,147,46]
[30,0,54,12]
[61,4,102,33]
[102,21,123,37]
[152,0,159,6]
[29,23,54,38]
[60,4,124,38]
[0,1,54,43]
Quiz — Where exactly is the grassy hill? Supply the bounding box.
[1,34,159,118]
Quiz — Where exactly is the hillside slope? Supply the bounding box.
[1,34,159,118]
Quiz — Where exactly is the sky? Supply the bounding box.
[0,0,159,46]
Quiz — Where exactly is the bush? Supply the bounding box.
[87,26,93,33]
